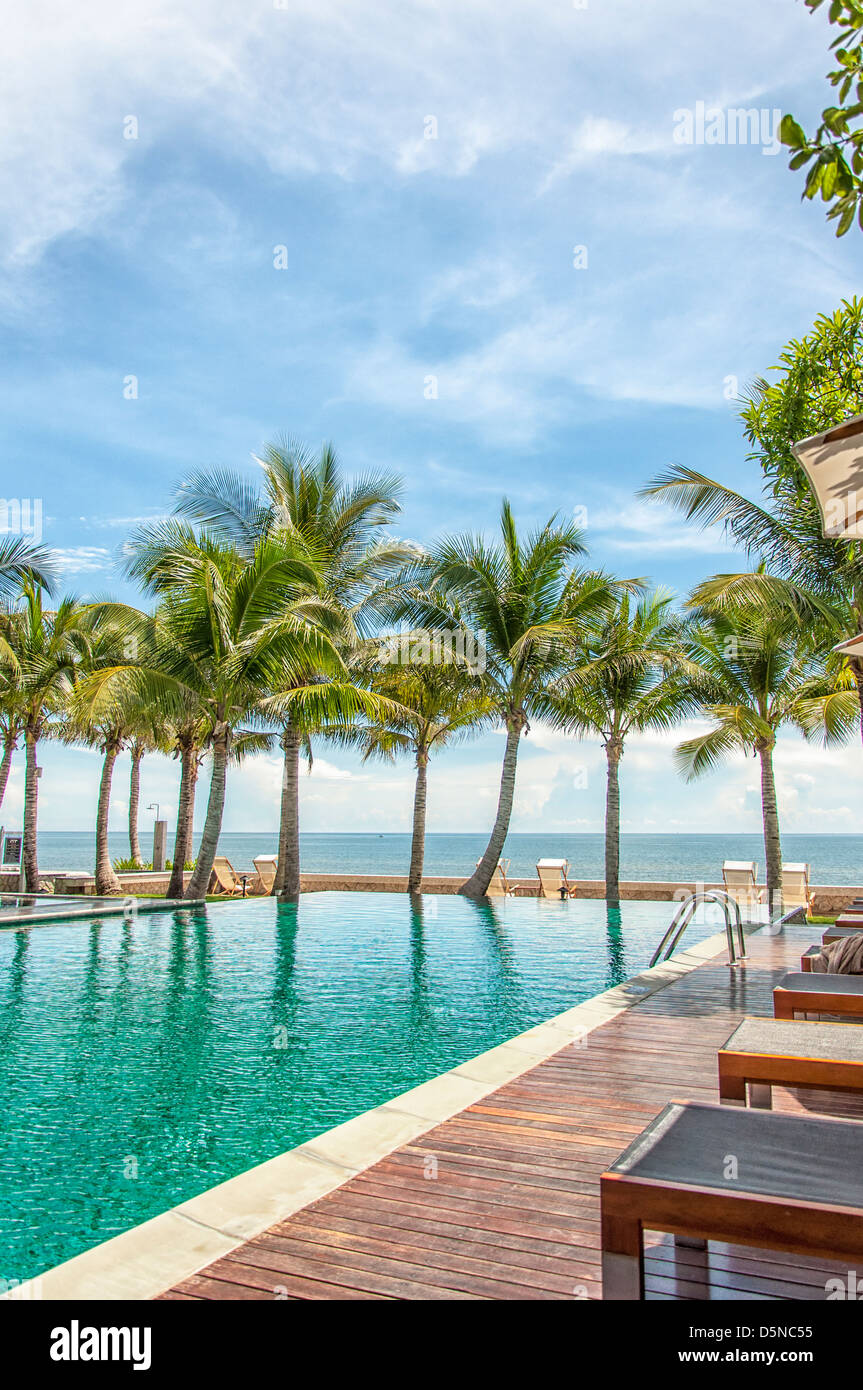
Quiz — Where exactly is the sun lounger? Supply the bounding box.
[781,862,813,914]
[536,858,577,899]
[824,924,863,944]
[799,925,863,968]
[721,860,765,914]
[836,912,863,928]
[253,855,277,893]
[210,856,249,896]
[600,1099,863,1298]
[482,859,514,897]
[718,1017,863,1107]
[774,971,863,1021]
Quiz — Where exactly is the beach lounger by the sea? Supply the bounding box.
[774,972,863,1021]
[536,858,577,899]
[721,861,764,911]
[482,859,514,897]
[600,1100,863,1298]
[836,911,863,928]
[210,856,248,896]
[718,1018,863,1108]
[782,862,813,914]
[253,855,277,893]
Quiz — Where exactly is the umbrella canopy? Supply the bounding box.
[834,633,863,658]
[792,414,863,539]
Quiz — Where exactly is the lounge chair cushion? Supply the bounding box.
[607,1101,863,1208]
[722,1017,863,1062]
[776,971,863,995]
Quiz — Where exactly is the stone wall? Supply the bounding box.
[2,869,856,916]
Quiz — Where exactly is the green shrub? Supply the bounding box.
[113,857,153,873]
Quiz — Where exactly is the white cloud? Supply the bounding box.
[53,546,114,574]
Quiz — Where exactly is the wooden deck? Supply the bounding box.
[158,920,861,1301]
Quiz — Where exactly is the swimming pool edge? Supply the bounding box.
[4,922,748,1301]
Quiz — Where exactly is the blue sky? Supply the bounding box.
[2,0,861,844]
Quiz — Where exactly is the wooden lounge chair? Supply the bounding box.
[718,1017,863,1108]
[774,971,863,1021]
[781,862,813,914]
[600,1099,863,1298]
[836,911,863,928]
[210,856,248,896]
[799,925,863,969]
[253,855,277,893]
[824,923,863,944]
[536,858,577,900]
[482,859,514,897]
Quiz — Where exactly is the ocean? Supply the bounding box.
[26,831,863,884]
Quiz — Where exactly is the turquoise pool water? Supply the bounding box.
[0,891,710,1284]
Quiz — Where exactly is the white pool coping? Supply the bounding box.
[4,921,746,1301]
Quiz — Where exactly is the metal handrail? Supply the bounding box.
[649,890,746,969]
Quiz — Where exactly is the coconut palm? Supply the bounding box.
[85,524,361,900]
[389,500,625,898]
[174,438,416,897]
[336,649,496,892]
[0,537,56,598]
[0,584,90,890]
[676,588,855,911]
[63,616,160,894]
[0,710,21,813]
[163,708,207,898]
[127,725,167,868]
[640,464,863,735]
[538,590,694,906]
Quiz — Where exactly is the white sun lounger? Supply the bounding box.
[253,855,278,893]
[482,859,514,897]
[536,858,577,899]
[782,862,813,913]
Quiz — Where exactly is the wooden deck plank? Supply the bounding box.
[157,920,855,1301]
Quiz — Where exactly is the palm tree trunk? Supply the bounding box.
[185,726,229,899]
[22,725,39,892]
[407,747,428,893]
[167,743,196,899]
[854,660,863,746]
[128,745,144,866]
[757,738,782,916]
[274,724,301,898]
[95,736,123,894]
[185,755,198,861]
[604,736,623,907]
[459,716,523,897]
[0,727,16,813]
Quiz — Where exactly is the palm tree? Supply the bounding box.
[641,465,863,736]
[338,651,496,892]
[0,645,26,813]
[0,584,90,890]
[390,500,624,898]
[0,710,21,813]
[0,537,55,598]
[64,616,160,895]
[676,587,855,911]
[163,708,206,898]
[174,438,415,897]
[85,524,354,900]
[538,591,693,906]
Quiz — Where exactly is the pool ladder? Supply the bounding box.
[649,890,746,969]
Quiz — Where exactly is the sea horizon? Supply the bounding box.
[26,830,863,884]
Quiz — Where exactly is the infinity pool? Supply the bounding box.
[0,891,713,1283]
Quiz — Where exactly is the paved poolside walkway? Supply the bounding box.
[158,919,859,1300]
